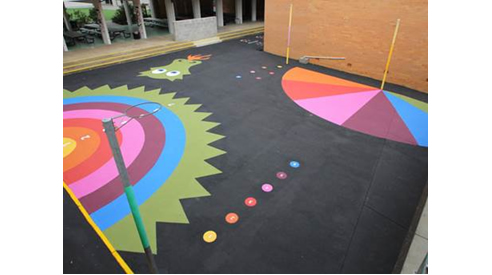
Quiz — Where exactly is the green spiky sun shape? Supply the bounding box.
[139,54,211,81]
[63,85,225,253]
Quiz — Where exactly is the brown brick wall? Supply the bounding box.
[264,0,428,93]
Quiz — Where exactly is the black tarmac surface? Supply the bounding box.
[64,34,428,274]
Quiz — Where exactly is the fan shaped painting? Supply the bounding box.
[282,67,428,146]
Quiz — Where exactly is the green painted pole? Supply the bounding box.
[102,118,159,274]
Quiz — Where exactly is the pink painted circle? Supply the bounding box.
[262,183,273,192]
[276,172,288,180]
[245,197,257,207]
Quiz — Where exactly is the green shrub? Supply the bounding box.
[111,4,149,25]
[112,4,137,25]
[89,8,99,23]
[72,10,92,27]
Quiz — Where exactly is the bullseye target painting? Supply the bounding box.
[63,86,225,253]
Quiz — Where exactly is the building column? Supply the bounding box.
[63,3,72,31]
[92,0,111,45]
[63,37,68,52]
[121,0,133,31]
[112,0,118,7]
[235,0,243,24]
[216,0,224,27]
[148,0,156,18]
[134,0,147,39]
[192,0,201,18]
[251,0,256,22]
[164,0,176,34]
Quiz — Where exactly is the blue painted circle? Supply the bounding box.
[236,75,242,79]
[290,161,300,168]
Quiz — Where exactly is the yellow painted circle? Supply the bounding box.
[203,230,217,243]
[63,137,77,158]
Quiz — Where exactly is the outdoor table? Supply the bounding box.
[108,26,132,39]
[63,30,94,44]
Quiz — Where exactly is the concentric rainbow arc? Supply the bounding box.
[63,86,226,253]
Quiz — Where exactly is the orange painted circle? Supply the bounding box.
[225,213,239,224]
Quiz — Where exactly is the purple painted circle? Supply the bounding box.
[276,172,288,180]
[262,183,273,192]
[250,70,256,73]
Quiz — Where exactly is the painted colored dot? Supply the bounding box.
[262,183,273,192]
[261,66,267,69]
[256,76,262,80]
[250,70,256,73]
[245,197,257,207]
[290,161,300,168]
[277,65,283,68]
[269,71,275,75]
[276,171,288,179]
[236,75,242,79]
[225,213,239,224]
[203,230,217,243]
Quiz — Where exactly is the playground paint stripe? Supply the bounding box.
[387,91,428,113]
[294,89,381,125]
[63,182,134,274]
[384,91,428,146]
[342,91,399,141]
[283,79,378,100]
[283,67,375,89]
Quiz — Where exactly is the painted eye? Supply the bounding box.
[166,71,181,77]
[152,68,167,74]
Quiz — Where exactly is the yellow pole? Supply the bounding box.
[380,19,401,90]
[286,4,293,64]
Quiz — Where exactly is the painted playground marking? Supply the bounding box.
[281,67,428,147]
[245,197,257,207]
[225,213,239,224]
[290,161,300,168]
[276,172,288,180]
[64,86,225,253]
[139,54,211,81]
[204,160,301,243]
[203,230,217,243]
[262,183,274,193]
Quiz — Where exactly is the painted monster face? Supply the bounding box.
[139,54,211,81]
